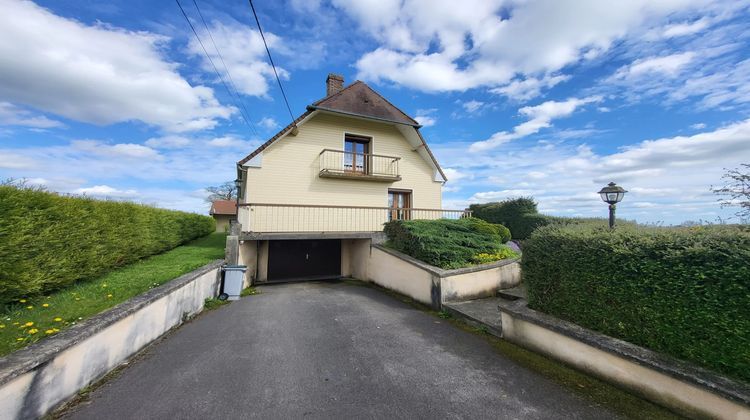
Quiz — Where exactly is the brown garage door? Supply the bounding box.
[267,239,342,282]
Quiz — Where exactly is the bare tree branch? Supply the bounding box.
[711,163,750,218]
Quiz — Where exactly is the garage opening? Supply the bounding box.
[267,239,342,282]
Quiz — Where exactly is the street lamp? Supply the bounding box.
[598,182,627,229]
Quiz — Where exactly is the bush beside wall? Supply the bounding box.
[383,218,513,269]
[0,186,215,303]
[522,223,750,382]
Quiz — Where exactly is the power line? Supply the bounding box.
[175,0,257,136]
[247,0,296,125]
[191,0,258,137]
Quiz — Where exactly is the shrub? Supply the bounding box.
[0,186,215,303]
[523,223,750,382]
[383,218,513,269]
[470,198,552,240]
[472,247,519,265]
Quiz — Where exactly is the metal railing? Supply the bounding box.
[318,149,400,180]
[238,203,471,233]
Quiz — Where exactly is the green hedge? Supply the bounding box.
[470,198,620,240]
[470,198,552,240]
[383,218,513,269]
[0,186,215,303]
[523,223,750,382]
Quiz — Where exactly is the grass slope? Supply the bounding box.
[0,233,226,357]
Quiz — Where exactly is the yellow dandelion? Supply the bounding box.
[102,284,107,288]
[42,303,49,308]
[52,328,60,332]
[16,338,24,341]
[75,297,80,301]
[28,328,38,334]
[19,299,27,303]
[24,322,34,327]
[12,322,19,325]
[0,325,5,328]
[107,294,113,298]
[26,306,33,310]
[54,317,63,322]
[45,329,55,334]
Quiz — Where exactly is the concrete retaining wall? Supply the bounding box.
[497,299,750,420]
[364,245,521,308]
[0,260,224,420]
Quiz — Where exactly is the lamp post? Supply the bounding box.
[598,182,627,229]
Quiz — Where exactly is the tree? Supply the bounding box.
[711,163,750,219]
[205,181,237,202]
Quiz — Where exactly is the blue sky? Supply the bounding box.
[1,0,749,224]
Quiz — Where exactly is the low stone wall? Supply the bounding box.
[497,299,750,420]
[0,260,224,420]
[366,245,521,308]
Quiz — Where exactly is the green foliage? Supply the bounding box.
[470,197,622,240]
[472,247,520,265]
[470,198,551,240]
[383,218,515,269]
[0,233,226,356]
[241,287,260,297]
[0,186,215,303]
[523,223,750,382]
[204,297,230,310]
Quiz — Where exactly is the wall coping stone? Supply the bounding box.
[372,244,519,277]
[497,298,750,406]
[0,260,224,387]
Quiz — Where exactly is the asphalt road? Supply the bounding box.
[64,281,621,419]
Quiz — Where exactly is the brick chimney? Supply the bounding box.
[326,73,344,96]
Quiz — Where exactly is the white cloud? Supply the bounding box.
[188,21,287,97]
[461,100,484,113]
[439,118,750,223]
[490,74,569,101]
[0,0,233,131]
[470,96,602,152]
[207,135,254,148]
[258,117,279,131]
[71,140,160,159]
[613,52,695,79]
[0,102,63,128]
[339,0,710,95]
[145,136,192,149]
[662,18,710,38]
[414,108,437,127]
[74,185,138,197]
[690,123,707,130]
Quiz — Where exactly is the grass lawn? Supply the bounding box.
[0,233,226,357]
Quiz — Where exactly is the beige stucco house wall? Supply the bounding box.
[213,214,232,232]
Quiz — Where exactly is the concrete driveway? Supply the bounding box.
[63,281,625,419]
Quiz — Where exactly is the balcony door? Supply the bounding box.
[388,189,412,221]
[344,134,370,174]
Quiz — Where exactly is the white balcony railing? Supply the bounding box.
[238,203,471,233]
[318,149,401,181]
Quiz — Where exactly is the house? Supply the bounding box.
[209,199,237,232]
[233,74,469,283]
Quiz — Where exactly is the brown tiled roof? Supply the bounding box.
[209,200,237,215]
[308,81,420,126]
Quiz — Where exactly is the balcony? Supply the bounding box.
[238,203,471,237]
[318,149,401,182]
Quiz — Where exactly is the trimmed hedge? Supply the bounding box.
[0,186,215,303]
[523,223,750,382]
[470,198,620,240]
[470,198,553,240]
[383,218,513,269]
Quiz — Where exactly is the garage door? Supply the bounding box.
[267,239,342,282]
